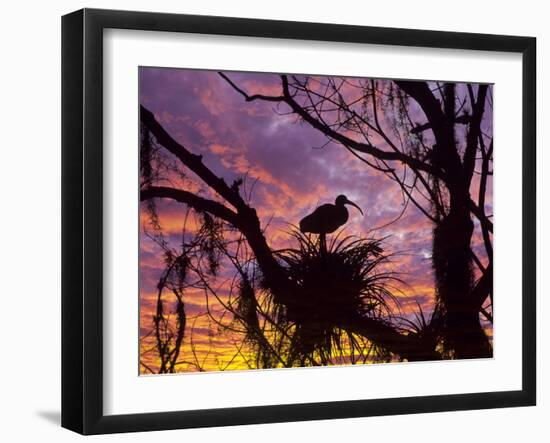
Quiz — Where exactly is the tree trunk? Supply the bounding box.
[432,192,492,359]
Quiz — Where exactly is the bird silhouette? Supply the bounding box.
[299,195,363,252]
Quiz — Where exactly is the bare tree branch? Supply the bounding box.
[464,84,489,185]
[220,72,443,178]
[141,186,239,225]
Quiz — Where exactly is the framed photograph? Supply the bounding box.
[62,8,536,435]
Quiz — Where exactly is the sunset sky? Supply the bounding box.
[139,67,493,374]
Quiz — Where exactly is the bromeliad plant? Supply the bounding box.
[274,231,402,366]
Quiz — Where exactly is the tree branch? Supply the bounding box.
[464,84,489,185]
[140,186,239,225]
[219,72,285,103]
[343,315,441,362]
[220,72,443,178]
[469,199,494,233]
[395,80,463,179]
[140,105,248,212]
[140,106,290,307]
[472,263,493,310]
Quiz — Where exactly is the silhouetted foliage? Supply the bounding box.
[139,70,494,372]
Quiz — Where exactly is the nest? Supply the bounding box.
[274,231,399,362]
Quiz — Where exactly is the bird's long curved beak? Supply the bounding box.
[345,199,364,215]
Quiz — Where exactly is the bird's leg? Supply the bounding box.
[319,233,327,256]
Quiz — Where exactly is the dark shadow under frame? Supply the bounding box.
[61,8,536,435]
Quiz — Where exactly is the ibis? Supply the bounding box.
[299,195,363,252]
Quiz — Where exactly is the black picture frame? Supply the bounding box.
[62,8,536,435]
